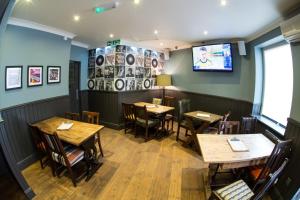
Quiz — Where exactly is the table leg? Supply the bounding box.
[81,136,103,181]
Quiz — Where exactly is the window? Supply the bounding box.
[261,43,293,127]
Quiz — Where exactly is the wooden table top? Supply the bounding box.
[184,111,223,123]
[197,134,275,164]
[134,102,174,114]
[33,117,104,146]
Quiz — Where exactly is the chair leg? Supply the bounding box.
[67,165,77,187]
[97,133,104,157]
[171,119,174,132]
[176,125,180,141]
[145,127,149,142]
[185,129,188,136]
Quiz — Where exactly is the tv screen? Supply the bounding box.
[192,43,233,72]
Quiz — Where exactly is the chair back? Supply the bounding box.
[218,121,240,134]
[82,111,100,124]
[241,117,257,134]
[264,129,280,143]
[122,103,135,121]
[253,139,292,190]
[41,131,71,167]
[178,99,191,122]
[65,112,80,121]
[164,96,175,107]
[152,98,162,105]
[134,105,149,124]
[28,123,47,153]
[253,158,289,200]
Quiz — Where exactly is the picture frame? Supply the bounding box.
[27,66,43,87]
[47,66,61,84]
[5,66,23,91]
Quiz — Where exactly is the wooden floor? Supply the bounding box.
[22,124,271,200]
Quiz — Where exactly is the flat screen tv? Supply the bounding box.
[192,43,233,72]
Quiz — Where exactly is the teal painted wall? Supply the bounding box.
[290,43,300,121]
[70,45,88,90]
[165,44,253,102]
[0,25,71,109]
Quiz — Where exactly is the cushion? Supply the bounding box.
[136,117,159,127]
[51,146,84,167]
[214,180,254,200]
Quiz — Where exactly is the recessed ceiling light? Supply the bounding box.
[25,0,32,3]
[109,34,114,38]
[160,42,164,46]
[204,30,208,35]
[73,15,80,21]
[154,30,158,35]
[220,0,227,6]
[134,0,140,5]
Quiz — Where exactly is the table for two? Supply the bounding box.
[33,117,104,181]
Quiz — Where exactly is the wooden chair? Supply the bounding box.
[218,121,240,134]
[133,105,160,142]
[82,111,103,157]
[163,96,175,132]
[176,99,191,141]
[152,98,162,105]
[250,137,292,191]
[65,112,80,121]
[205,111,231,134]
[210,158,289,200]
[28,123,49,169]
[122,103,135,134]
[241,117,257,134]
[41,131,86,187]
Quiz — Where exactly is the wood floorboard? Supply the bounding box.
[22,123,272,200]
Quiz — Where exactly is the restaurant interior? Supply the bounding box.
[1,0,300,199]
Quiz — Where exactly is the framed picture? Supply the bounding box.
[27,66,43,87]
[47,66,61,84]
[5,66,23,90]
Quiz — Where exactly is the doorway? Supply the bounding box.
[69,60,81,113]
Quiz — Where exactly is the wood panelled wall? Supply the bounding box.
[85,89,253,129]
[0,95,70,170]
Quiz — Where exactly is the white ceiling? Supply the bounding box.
[11,0,299,49]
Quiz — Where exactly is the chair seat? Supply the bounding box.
[165,114,174,120]
[136,117,160,127]
[51,146,84,167]
[214,180,254,200]
[180,119,202,128]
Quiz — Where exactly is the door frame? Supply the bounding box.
[69,60,82,114]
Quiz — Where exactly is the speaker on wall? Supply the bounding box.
[238,41,247,56]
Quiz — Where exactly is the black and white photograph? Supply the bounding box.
[135,67,144,78]
[87,79,95,90]
[105,79,114,91]
[95,67,104,78]
[137,48,144,56]
[126,67,135,77]
[105,54,115,66]
[115,53,125,66]
[136,79,143,90]
[114,66,125,78]
[144,49,151,58]
[96,55,105,67]
[135,56,144,67]
[88,68,95,79]
[151,58,158,68]
[144,68,151,78]
[96,47,105,55]
[143,79,151,89]
[104,66,114,78]
[116,45,126,53]
[114,78,125,91]
[151,68,157,78]
[144,57,152,68]
[47,66,61,84]
[126,78,135,91]
[126,46,137,54]
[126,54,135,66]
[5,66,22,90]
[95,78,104,90]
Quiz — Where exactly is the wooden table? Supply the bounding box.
[33,117,104,181]
[134,102,175,135]
[184,111,223,149]
[197,133,275,169]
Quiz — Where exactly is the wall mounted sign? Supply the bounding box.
[5,66,23,90]
[28,66,43,87]
[107,39,121,46]
[47,66,61,84]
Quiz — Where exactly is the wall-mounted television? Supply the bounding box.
[192,43,233,72]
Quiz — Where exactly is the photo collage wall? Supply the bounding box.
[88,45,165,91]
